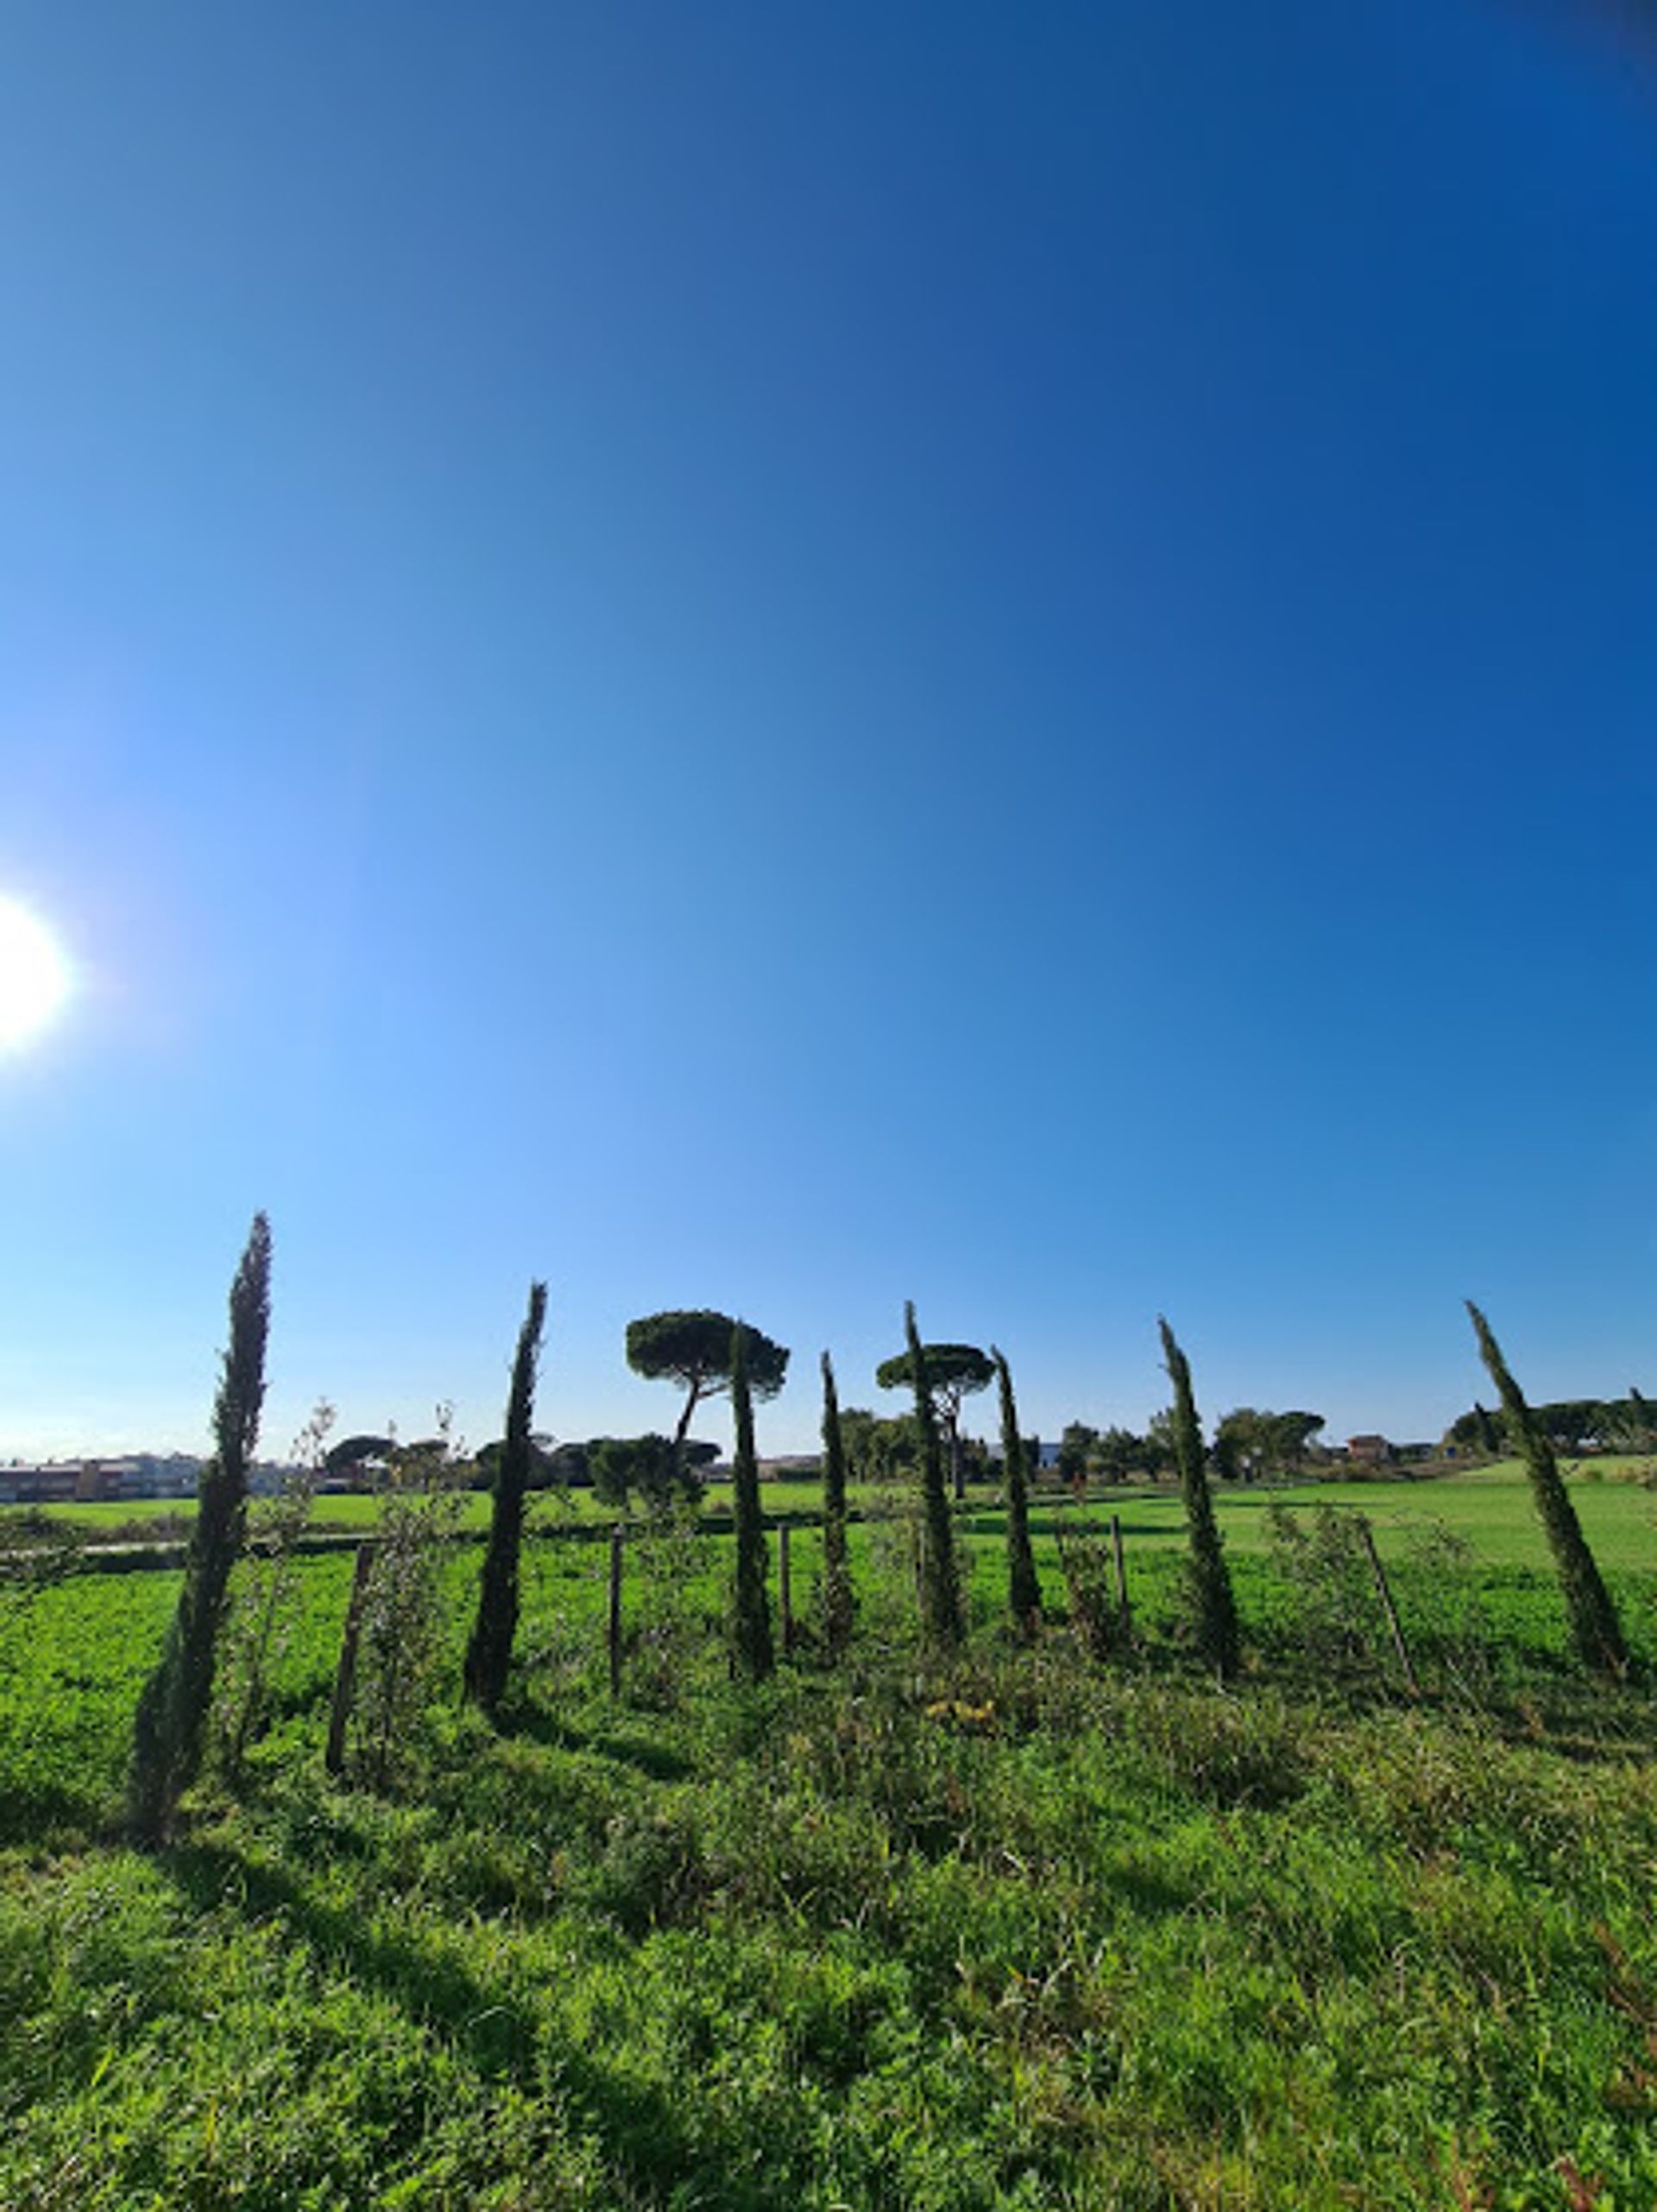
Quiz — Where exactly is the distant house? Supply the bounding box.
[758,1454,822,1480]
[0,1460,120,1503]
[1346,1434,1392,1465]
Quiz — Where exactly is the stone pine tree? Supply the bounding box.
[728,1320,774,1680]
[129,1213,272,1843]
[1467,1301,1626,1676]
[625,1310,790,1459]
[463,1279,548,1715]
[875,1340,994,1500]
[992,1346,1043,1634]
[1158,1316,1239,1681]
[906,1302,964,1648]
[820,1350,854,1661]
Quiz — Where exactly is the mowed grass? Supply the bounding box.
[13,1454,1657,1571]
[3,1472,1657,2208]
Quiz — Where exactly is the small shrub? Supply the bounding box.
[215,1398,331,1780]
[1265,1501,1377,1671]
[1055,1522,1118,1660]
[349,1414,469,1790]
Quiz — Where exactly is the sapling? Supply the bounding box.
[728,1321,774,1679]
[129,1213,272,1844]
[992,1345,1043,1633]
[1467,1301,1626,1677]
[464,1281,548,1715]
[820,1351,854,1661]
[215,1396,332,1781]
[906,1303,963,1649]
[1159,1316,1240,1680]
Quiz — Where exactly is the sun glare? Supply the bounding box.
[0,896,72,1049]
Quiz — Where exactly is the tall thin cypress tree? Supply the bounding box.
[729,1320,774,1679]
[1467,1301,1626,1676]
[1159,1316,1239,1681]
[463,1280,548,1715]
[820,1350,854,1661]
[992,1345,1042,1633]
[129,1213,272,1843]
[908,1301,963,1648]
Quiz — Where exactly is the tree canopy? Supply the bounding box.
[1212,1408,1326,1481]
[588,1434,709,1512]
[324,1434,395,1477]
[1444,1393,1652,1455]
[875,1343,995,1408]
[876,1342,994,1501]
[626,1310,790,1447]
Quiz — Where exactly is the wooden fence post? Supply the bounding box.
[1111,1514,1132,1648]
[324,1541,375,1778]
[608,1524,624,1698]
[1358,1522,1420,1697]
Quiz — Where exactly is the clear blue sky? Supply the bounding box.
[2,1,1654,1461]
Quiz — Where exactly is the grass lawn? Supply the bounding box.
[13,1455,1656,1570]
[3,1501,1657,2209]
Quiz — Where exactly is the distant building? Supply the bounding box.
[1346,1434,1392,1465]
[0,1459,122,1503]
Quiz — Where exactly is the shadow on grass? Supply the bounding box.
[161,1834,708,2201]
[0,1779,104,1849]
[495,1703,694,1781]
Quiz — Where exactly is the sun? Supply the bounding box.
[0,896,72,1049]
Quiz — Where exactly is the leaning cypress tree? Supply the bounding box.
[463,1279,548,1715]
[907,1301,963,1648]
[729,1320,774,1680]
[129,1212,272,1843]
[820,1350,854,1661]
[1467,1301,1626,1676]
[1158,1316,1239,1681]
[992,1346,1043,1633]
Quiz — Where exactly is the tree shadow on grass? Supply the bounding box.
[159,1835,703,2202]
[0,1778,104,1849]
[496,1703,694,1782]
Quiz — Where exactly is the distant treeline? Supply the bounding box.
[1445,1391,1656,1457]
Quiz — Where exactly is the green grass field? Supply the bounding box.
[11,1454,1654,1572]
[3,1465,1655,2207]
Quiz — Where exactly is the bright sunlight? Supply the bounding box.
[0,895,72,1048]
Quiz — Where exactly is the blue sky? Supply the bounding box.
[2,1,1654,1461]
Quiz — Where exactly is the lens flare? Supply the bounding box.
[0,897,72,1048]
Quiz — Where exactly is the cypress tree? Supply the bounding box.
[820,1350,854,1661]
[463,1279,548,1715]
[729,1320,774,1679]
[1467,1301,1626,1676]
[908,1301,963,1648]
[992,1345,1043,1633]
[1629,1384,1652,1450]
[1473,1400,1500,1457]
[1159,1316,1239,1680]
[129,1213,272,1843]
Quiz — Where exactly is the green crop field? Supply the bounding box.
[3,1465,1656,2208]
